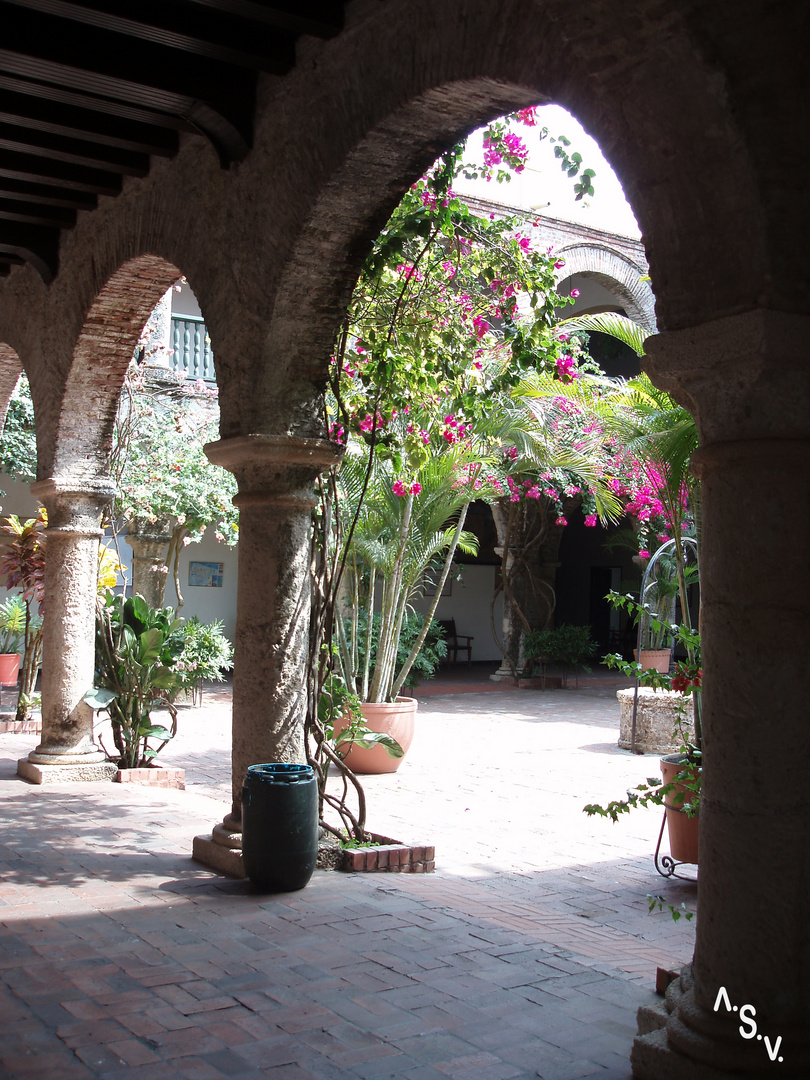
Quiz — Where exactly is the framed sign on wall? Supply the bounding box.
[188,561,224,588]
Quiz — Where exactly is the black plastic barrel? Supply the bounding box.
[241,763,318,892]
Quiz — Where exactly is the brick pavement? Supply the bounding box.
[0,679,696,1079]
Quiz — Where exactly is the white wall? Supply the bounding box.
[411,563,504,662]
[119,527,238,642]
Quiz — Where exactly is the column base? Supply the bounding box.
[632,967,808,1079]
[192,815,245,878]
[17,757,118,784]
[27,747,106,765]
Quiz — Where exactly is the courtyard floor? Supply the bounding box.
[0,672,696,1080]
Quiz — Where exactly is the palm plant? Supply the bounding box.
[0,511,46,723]
[0,594,26,655]
[335,439,481,704]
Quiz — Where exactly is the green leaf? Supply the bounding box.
[138,724,173,741]
[84,686,118,709]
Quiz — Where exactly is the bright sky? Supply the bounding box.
[452,104,641,239]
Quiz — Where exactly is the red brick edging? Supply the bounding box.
[114,766,185,789]
[0,717,41,733]
[341,833,435,873]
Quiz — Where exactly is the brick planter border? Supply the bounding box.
[341,833,435,874]
[0,716,41,734]
[115,766,185,790]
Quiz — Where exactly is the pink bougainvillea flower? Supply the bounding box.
[554,259,566,269]
[584,514,598,527]
[638,549,650,559]
[410,482,422,495]
[570,288,580,298]
[555,516,568,526]
[472,315,490,340]
[392,480,407,497]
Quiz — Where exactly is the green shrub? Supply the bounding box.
[524,624,598,674]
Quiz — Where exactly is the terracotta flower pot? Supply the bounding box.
[635,648,671,674]
[0,653,20,687]
[335,697,417,775]
[660,754,699,864]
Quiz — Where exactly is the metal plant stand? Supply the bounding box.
[653,811,698,879]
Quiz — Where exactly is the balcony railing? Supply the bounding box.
[170,315,216,383]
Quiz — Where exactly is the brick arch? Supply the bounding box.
[556,244,657,332]
[0,343,23,432]
[256,0,762,428]
[46,255,183,483]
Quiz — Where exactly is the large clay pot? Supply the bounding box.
[635,648,671,673]
[660,754,700,864]
[0,653,20,687]
[336,697,417,775]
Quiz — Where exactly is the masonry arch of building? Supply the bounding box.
[557,243,656,332]
[0,343,23,431]
[0,4,806,1079]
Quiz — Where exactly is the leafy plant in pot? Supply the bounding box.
[0,512,46,723]
[523,623,598,686]
[174,617,233,706]
[86,592,185,769]
[0,594,26,689]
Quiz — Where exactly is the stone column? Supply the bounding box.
[126,519,173,608]
[192,434,341,877]
[17,479,118,783]
[490,499,565,679]
[631,310,810,1079]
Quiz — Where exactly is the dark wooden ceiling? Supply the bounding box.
[0,0,347,282]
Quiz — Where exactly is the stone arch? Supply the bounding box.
[0,343,23,432]
[254,0,763,427]
[556,244,656,332]
[45,255,184,483]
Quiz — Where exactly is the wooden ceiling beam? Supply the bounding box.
[0,82,180,155]
[0,197,76,229]
[188,0,343,38]
[0,176,97,210]
[0,5,258,158]
[2,0,297,72]
[0,122,150,176]
[0,152,122,196]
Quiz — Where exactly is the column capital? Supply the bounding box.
[31,477,115,535]
[643,308,810,443]
[205,434,342,506]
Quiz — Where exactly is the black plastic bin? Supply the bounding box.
[241,763,318,892]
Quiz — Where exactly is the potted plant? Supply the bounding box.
[86,592,185,770]
[591,619,702,867]
[523,623,598,686]
[0,593,26,688]
[173,617,233,706]
[324,438,482,772]
[0,512,46,723]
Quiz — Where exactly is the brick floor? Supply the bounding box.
[0,680,696,1078]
